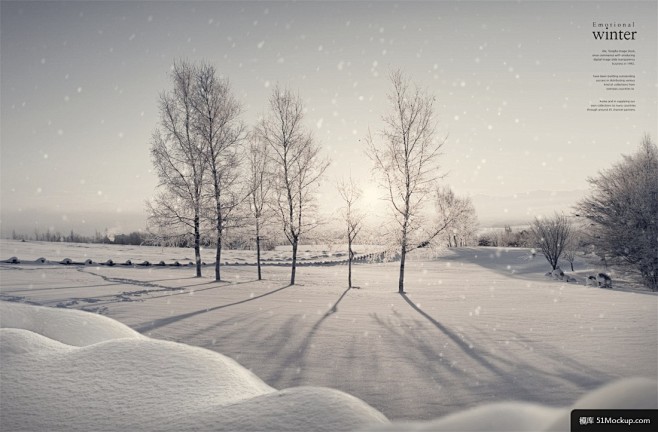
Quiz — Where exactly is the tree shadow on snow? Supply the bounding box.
[396,292,615,404]
[266,286,352,386]
[132,282,296,333]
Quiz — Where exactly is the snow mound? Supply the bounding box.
[360,378,657,432]
[0,302,388,431]
[189,387,389,432]
[0,328,73,355]
[0,301,142,346]
[360,402,561,432]
[545,377,658,431]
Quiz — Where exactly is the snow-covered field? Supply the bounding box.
[0,239,383,266]
[1,240,657,430]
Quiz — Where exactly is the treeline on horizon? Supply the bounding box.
[9,229,148,246]
[7,227,280,249]
[7,224,531,249]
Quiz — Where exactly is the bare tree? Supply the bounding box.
[576,135,658,290]
[247,135,271,280]
[366,70,445,293]
[452,207,478,247]
[563,249,576,272]
[562,226,584,271]
[192,62,247,281]
[257,85,330,285]
[530,212,573,271]
[435,186,479,247]
[337,175,364,288]
[148,60,206,277]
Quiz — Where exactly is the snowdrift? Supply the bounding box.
[0,300,142,346]
[360,377,657,431]
[1,301,655,432]
[0,302,388,432]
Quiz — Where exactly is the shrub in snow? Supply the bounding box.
[84,259,93,265]
[530,213,573,272]
[123,260,132,266]
[157,261,166,266]
[597,273,613,288]
[139,261,151,267]
[5,256,20,264]
[551,266,564,280]
[60,258,73,265]
[35,257,47,264]
[586,275,598,286]
[172,261,180,267]
[105,259,115,266]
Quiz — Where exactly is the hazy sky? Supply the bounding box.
[1,1,656,236]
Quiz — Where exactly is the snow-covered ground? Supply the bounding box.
[0,239,383,266]
[3,302,655,432]
[1,240,657,430]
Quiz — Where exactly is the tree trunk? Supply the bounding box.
[214,192,222,281]
[570,262,574,272]
[256,218,262,281]
[348,257,352,288]
[398,217,409,293]
[194,215,202,278]
[215,232,222,281]
[398,245,406,293]
[348,235,353,288]
[290,239,298,285]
